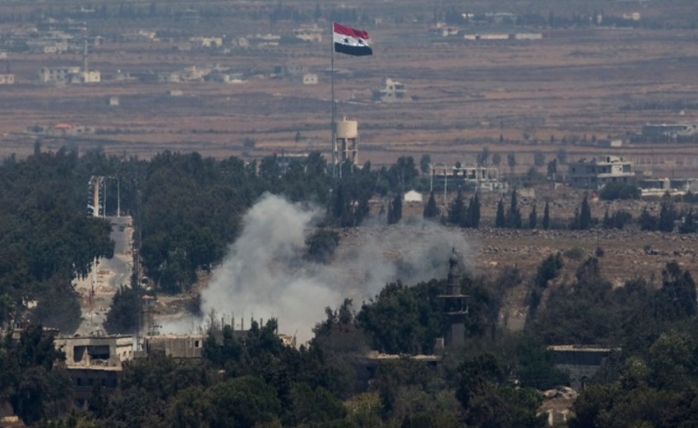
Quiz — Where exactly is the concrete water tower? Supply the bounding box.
[335,117,359,169]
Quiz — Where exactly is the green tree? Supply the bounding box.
[448,190,467,227]
[507,152,517,176]
[388,192,403,225]
[542,201,550,229]
[104,285,142,334]
[658,202,676,232]
[492,152,502,166]
[496,199,506,228]
[419,154,431,175]
[533,151,545,167]
[467,193,481,228]
[529,204,537,229]
[304,229,340,264]
[535,253,563,288]
[599,182,641,200]
[423,191,440,219]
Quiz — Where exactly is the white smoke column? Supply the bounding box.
[162,193,475,343]
[198,193,338,341]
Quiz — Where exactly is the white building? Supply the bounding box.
[39,67,100,84]
[404,190,423,203]
[0,74,15,84]
[373,78,407,102]
[39,66,80,83]
[568,155,634,189]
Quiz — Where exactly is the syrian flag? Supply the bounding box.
[333,22,373,57]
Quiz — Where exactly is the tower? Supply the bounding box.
[439,248,468,347]
[334,117,359,176]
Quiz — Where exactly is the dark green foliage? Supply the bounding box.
[496,199,506,228]
[528,204,537,229]
[387,192,403,225]
[533,151,545,167]
[356,281,443,355]
[208,376,281,427]
[419,154,431,175]
[542,201,550,229]
[508,189,522,228]
[603,209,633,229]
[423,191,440,219]
[658,201,677,232]
[447,190,466,227]
[599,182,641,200]
[0,149,115,331]
[535,253,563,288]
[571,194,593,230]
[680,208,698,234]
[639,207,658,231]
[546,159,557,180]
[447,191,480,228]
[457,354,546,428]
[304,229,341,264]
[104,285,142,334]
[467,193,481,228]
[1,325,72,425]
[655,261,697,323]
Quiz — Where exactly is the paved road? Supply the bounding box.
[74,216,134,336]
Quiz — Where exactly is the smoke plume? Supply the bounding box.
[163,193,474,343]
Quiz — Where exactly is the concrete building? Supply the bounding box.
[38,66,80,83]
[548,345,618,390]
[54,335,133,367]
[294,24,323,43]
[144,335,204,359]
[0,74,14,84]
[373,78,407,102]
[38,66,99,84]
[568,155,635,189]
[302,73,318,85]
[430,164,505,192]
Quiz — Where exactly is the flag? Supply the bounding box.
[333,23,373,56]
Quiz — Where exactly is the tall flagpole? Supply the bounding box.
[330,22,336,179]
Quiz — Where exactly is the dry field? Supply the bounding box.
[0,2,696,178]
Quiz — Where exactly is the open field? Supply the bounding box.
[0,1,696,177]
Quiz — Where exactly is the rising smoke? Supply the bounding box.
[162,193,474,342]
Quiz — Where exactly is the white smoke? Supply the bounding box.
[161,193,474,343]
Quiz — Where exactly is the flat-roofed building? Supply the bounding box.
[568,155,634,189]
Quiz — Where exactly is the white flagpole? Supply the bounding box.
[331,22,336,179]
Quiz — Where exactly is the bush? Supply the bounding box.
[564,247,585,260]
[599,182,641,200]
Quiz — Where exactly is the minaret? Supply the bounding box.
[439,248,468,347]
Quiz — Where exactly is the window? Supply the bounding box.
[194,340,200,348]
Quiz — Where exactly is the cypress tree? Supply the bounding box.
[496,199,506,228]
[423,191,440,219]
[467,193,481,228]
[529,204,537,229]
[658,202,676,232]
[448,190,466,226]
[542,201,550,229]
[579,195,592,230]
[388,192,402,225]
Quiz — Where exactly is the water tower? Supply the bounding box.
[335,117,359,170]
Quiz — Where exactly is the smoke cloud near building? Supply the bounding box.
[162,193,474,343]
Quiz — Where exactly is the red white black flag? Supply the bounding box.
[333,23,373,56]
